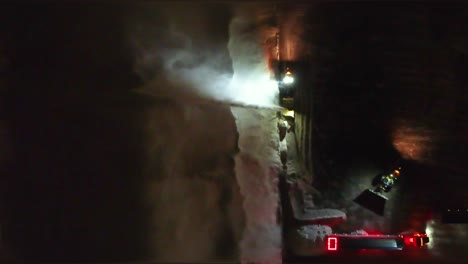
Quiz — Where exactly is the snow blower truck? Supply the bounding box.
[354,166,403,216]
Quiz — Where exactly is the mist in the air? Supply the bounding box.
[129,3,278,107]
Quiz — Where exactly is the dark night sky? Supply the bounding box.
[1,3,151,261]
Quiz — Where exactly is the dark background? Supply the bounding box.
[1,3,149,261]
[294,1,467,234]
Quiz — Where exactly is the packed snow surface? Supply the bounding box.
[297,225,332,242]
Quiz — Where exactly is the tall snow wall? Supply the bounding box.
[129,3,282,263]
[228,6,282,264]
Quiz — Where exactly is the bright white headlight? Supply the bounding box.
[283,75,294,84]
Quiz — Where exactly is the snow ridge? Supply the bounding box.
[231,107,282,264]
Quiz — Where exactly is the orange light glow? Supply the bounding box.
[391,121,434,161]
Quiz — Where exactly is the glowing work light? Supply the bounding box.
[282,70,294,85]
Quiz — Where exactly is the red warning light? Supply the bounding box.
[327,237,338,251]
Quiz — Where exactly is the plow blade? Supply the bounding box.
[354,189,388,216]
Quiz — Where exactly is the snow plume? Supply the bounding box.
[128,3,231,101]
[227,6,279,107]
[129,3,278,108]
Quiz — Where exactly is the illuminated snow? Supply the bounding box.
[227,13,279,107]
[297,225,332,242]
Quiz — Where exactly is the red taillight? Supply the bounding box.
[403,233,428,247]
[327,237,338,251]
[404,236,415,246]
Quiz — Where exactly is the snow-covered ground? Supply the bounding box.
[297,225,332,241]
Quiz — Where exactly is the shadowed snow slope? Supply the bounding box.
[144,96,245,262]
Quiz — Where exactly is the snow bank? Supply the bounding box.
[144,101,244,262]
[297,225,332,242]
[300,209,347,222]
[231,107,282,264]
